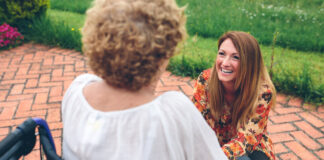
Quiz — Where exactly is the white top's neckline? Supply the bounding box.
[79,79,164,116]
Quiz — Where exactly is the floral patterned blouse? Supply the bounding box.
[192,69,275,160]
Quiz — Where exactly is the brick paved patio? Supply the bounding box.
[0,43,323,160]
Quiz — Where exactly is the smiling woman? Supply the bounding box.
[192,31,276,160]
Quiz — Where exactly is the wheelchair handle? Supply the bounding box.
[0,118,61,160]
[32,118,57,153]
[0,118,36,156]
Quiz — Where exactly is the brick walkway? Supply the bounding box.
[0,43,323,160]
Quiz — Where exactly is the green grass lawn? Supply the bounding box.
[177,0,324,52]
[50,0,93,14]
[47,9,85,29]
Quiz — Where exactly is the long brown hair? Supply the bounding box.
[208,31,276,129]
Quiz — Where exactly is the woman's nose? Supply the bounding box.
[222,56,231,66]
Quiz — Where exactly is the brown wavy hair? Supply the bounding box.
[208,31,276,129]
[82,0,186,91]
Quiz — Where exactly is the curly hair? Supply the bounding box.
[82,0,187,91]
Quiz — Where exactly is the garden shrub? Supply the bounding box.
[0,0,50,26]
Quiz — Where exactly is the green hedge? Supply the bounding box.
[0,0,50,25]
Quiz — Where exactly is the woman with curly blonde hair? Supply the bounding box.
[193,31,276,160]
[61,0,227,159]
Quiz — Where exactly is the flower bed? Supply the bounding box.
[0,23,24,48]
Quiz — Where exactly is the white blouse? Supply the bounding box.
[61,74,227,160]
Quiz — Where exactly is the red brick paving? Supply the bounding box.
[0,43,323,159]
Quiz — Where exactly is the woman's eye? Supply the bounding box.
[218,52,225,55]
[233,56,240,60]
